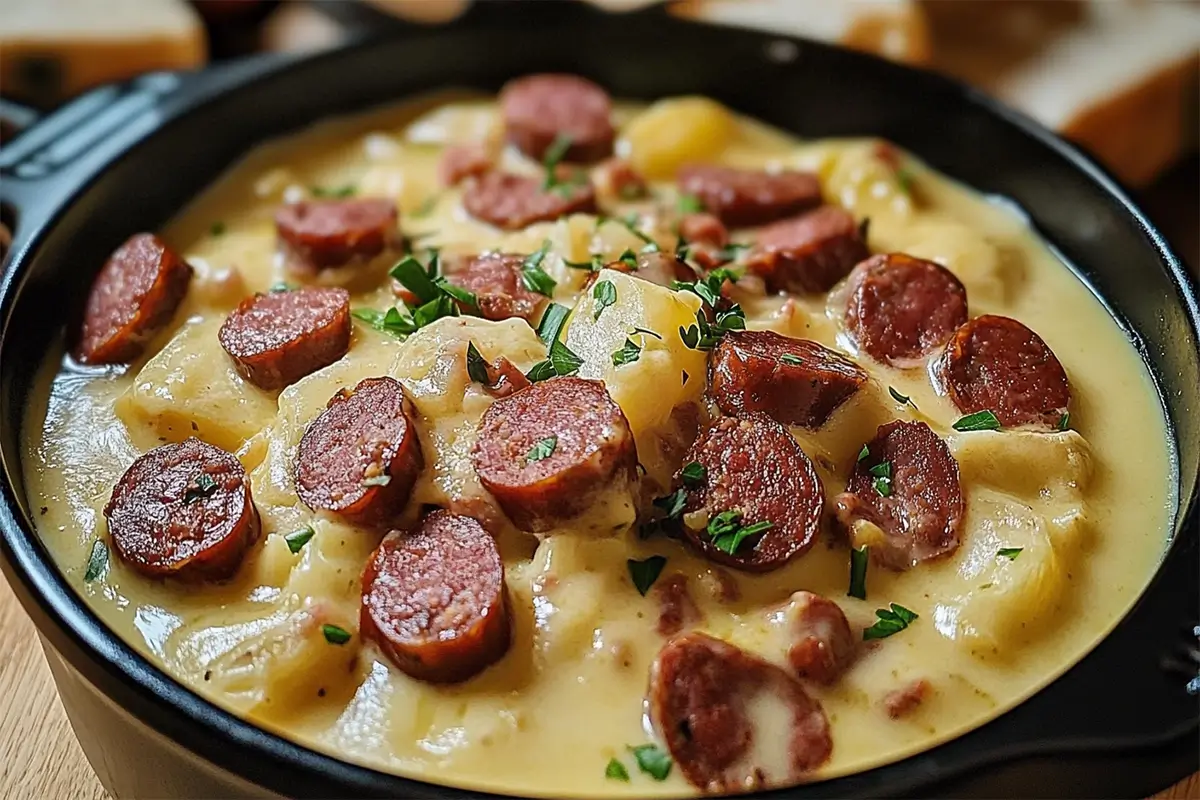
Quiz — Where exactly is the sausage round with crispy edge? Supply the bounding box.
[745,205,869,293]
[845,253,968,366]
[676,164,821,228]
[499,73,614,163]
[444,252,548,321]
[781,591,856,685]
[708,330,868,429]
[463,171,596,230]
[648,632,833,793]
[936,314,1071,428]
[76,233,193,364]
[676,414,824,572]
[360,510,510,683]
[275,198,399,271]
[104,438,259,580]
[834,420,963,570]
[218,287,351,390]
[471,377,638,533]
[295,377,424,526]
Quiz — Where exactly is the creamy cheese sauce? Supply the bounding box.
[21,91,1174,797]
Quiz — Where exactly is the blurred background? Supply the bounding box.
[2,0,1197,275]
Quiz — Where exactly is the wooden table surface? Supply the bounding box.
[0,573,1195,798]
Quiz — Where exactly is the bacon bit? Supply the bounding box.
[482,356,531,399]
[655,574,703,636]
[883,678,931,719]
[701,567,741,603]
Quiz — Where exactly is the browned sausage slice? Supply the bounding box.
[745,205,868,293]
[218,287,350,390]
[439,143,493,186]
[936,314,1071,428]
[471,377,637,532]
[275,198,399,271]
[649,632,832,793]
[360,510,510,683]
[295,377,424,526]
[883,678,931,719]
[592,158,647,200]
[780,591,856,684]
[845,253,968,366]
[76,233,193,364]
[676,165,821,228]
[655,574,703,637]
[499,73,614,163]
[104,437,259,580]
[444,252,548,321]
[678,212,731,270]
[596,251,697,289]
[481,355,532,399]
[676,414,824,572]
[834,420,963,570]
[708,330,868,429]
[463,171,597,230]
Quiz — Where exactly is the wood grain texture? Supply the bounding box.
[1,573,1195,799]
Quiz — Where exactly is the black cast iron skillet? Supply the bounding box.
[1,3,1197,798]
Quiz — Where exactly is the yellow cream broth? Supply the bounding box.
[21,91,1174,797]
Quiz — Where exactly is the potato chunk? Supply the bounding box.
[619,96,736,180]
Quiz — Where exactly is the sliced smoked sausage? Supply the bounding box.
[676,165,821,228]
[471,377,637,533]
[218,287,350,390]
[275,198,399,271]
[444,252,548,321]
[648,632,832,793]
[295,376,424,526]
[845,253,967,366]
[76,233,193,364]
[745,205,868,293]
[675,414,823,572]
[602,251,697,289]
[678,212,730,270]
[439,143,493,186]
[463,171,596,230]
[499,73,614,163]
[779,591,856,685]
[360,510,510,683]
[936,314,1070,428]
[834,420,963,570]
[105,437,259,580]
[708,330,868,429]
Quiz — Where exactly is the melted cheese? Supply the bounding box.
[19,91,1173,798]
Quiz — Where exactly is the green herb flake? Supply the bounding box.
[390,256,441,304]
[284,526,316,554]
[707,510,773,555]
[322,624,352,645]
[612,213,660,252]
[311,184,356,199]
[605,758,630,782]
[863,603,918,640]
[848,545,869,600]
[952,410,1002,432]
[873,476,893,497]
[677,193,705,214]
[541,134,574,191]
[350,306,418,339]
[997,547,1023,560]
[627,555,667,596]
[895,168,914,195]
[593,280,617,321]
[612,337,641,367]
[549,339,584,376]
[563,254,603,271]
[83,539,108,583]
[888,386,915,407]
[629,744,672,781]
[435,279,479,312]
[184,473,218,504]
[411,195,439,218]
[631,326,662,340]
[268,281,295,293]
[465,341,490,384]
[362,475,392,487]
[535,303,571,345]
[525,436,558,464]
[209,221,226,237]
[680,462,706,488]
[780,353,803,366]
[857,444,870,462]
[521,240,558,297]
[525,360,557,383]
[1056,411,1071,431]
[653,489,688,520]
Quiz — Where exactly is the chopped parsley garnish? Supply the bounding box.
[521,240,558,297]
[322,624,351,645]
[465,341,490,384]
[672,266,739,307]
[605,758,630,782]
[848,545,869,600]
[411,194,439,218]
[629,744,672,781]
[351,306,418,339]
[869,460,893,498]
[310,184,355,198]
[436,280,479,311]
[895,168,914,195]
[653,488,688,520]
[707,510,773,555]
[680,461,706,488]
[268,281,295,293]
[362,475,392,487]
[1056,411,1071,431]
[284,526,316,554]
[888,386,916,408]
[354,251,478,338]
[997,547,1023,560]
[563,254,604,271]
[679,305,746,351]
[526,339,584,382]
[390,256,441,304]
[677,193,705,214]
[603,213,660,253]
[627,555,667,596]
[184,473,218,504]
[780,353,803,366]
[952,410,1002,432]
[631,327,661,339]
[612,337,641,367]
[593,280,617,320]
[616,249,639,270]
[857,444,870,462]
[536,303,571,345]
[541,133,577,193]
[209,221,226,237]
[83,539,108,583]
[525,436,558,463]
[863,603,918,640]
